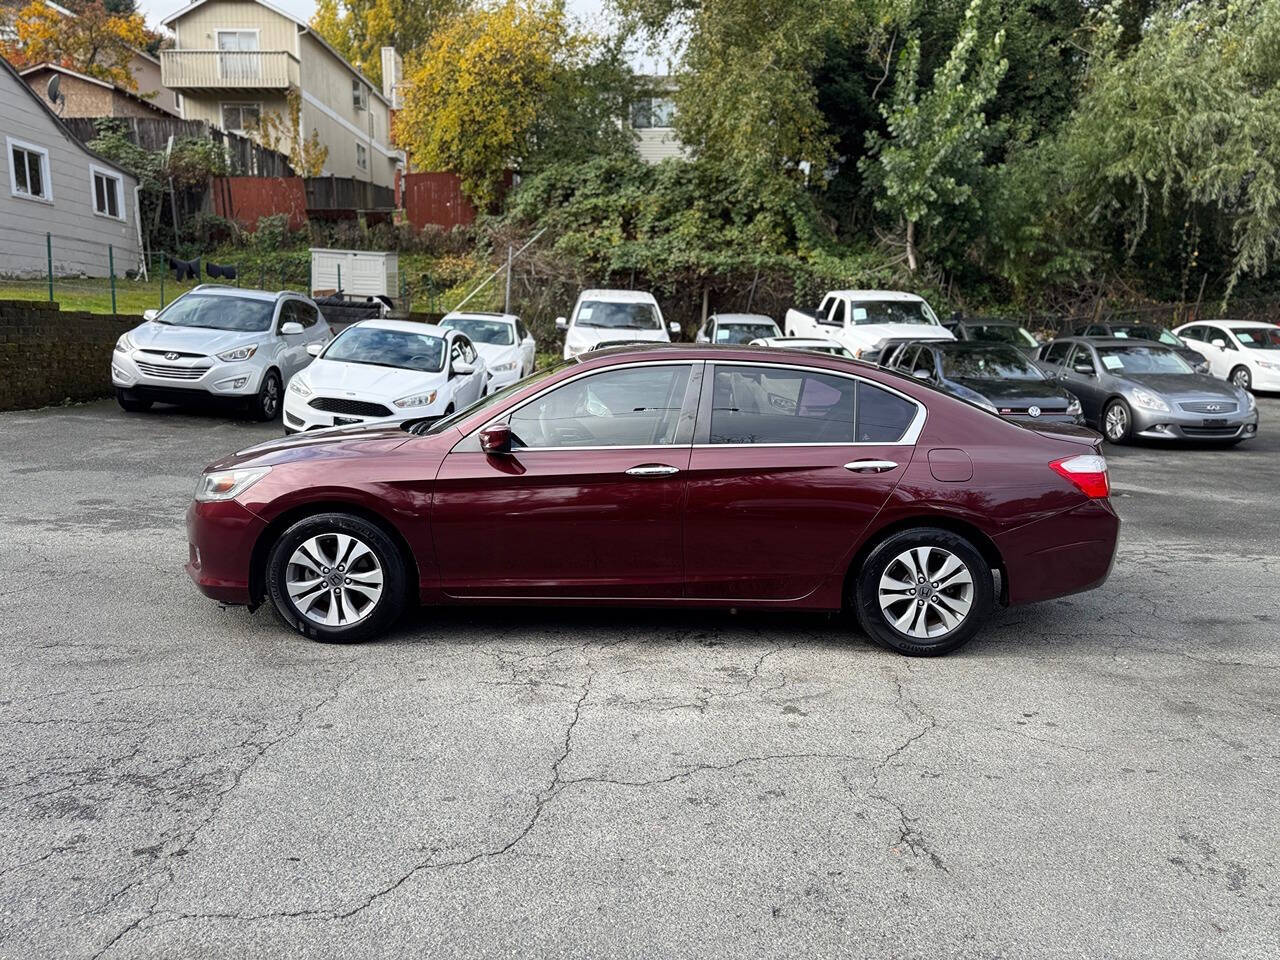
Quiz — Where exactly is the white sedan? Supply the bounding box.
[1174,320,1280,392]
[283,319,486,433]
[440,311,536,391]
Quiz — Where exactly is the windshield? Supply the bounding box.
[441,316,515,345]
[851,300,937,326]
[968,323,1038,348]
[1097,345,1193,374]
[323,326,446,372]
[408,363,568,435]
[1232,327,1280,349]
[575,300,661,330]
[155,294,275,332]
[1111,324,1181,346]
[942,346,1044,380]
[714,321,780,344]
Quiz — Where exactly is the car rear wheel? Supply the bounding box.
[853,528,993,656]
[250,370,282,422]
[265,513,407,643]
[1102,399,1133,444]
[1230,365,1252,391]
[115,388,152,413]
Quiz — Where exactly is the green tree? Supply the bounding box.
[310,0,469,87]
[861,0,1007,272]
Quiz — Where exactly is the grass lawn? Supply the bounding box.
[0,277,223,317]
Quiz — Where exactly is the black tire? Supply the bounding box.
[852,527,994,657]
[1101,398,1133,444]
[1230,365,1252,391]
[266,512,407,643]
[249,369,282,422]
[116,388,152,412]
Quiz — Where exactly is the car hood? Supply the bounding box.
[849,324,955,345]
[302,358,444,400]
[129,321,267,356]
[473,341,519,364]
[207,423,415,471]
[1121,373,1241,401]
[568,326,669,349]
[951,377,1073,406]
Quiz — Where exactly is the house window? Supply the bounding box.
[7,138,52,202]
[90,164,124,220]
[356,143,368,170]
[352,78,368,110]
[631,97,675,129]
[221,102,261,134]
[217,29,260,82]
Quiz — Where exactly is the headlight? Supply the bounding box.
[1066,397,1082,415]
[1258,360,1280,371]
[216,344,259,362]
[490,360,518,373]
[1131,388,1170,412]
[288,374,312,397]
[194,466,271,502]
[114,333,135,354]
[1243,390,1257,412]
[394,390,438,408]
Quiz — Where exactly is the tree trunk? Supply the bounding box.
[906,219,918,273]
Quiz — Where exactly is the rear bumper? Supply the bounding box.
[185,498,267,606]
[995,499,1121,606]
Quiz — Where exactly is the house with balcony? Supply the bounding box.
[159,0,399,188]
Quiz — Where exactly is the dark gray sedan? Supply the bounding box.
[1036,338,1259,444]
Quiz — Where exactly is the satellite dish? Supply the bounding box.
[46,74,65,114]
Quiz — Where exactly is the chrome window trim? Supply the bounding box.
[703,359,927,447]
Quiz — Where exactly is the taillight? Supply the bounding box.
[1050,454,1110,498]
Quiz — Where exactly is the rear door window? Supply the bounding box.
[856,382,917,442]
[1041,341,1073,366]
[710,365,856,443]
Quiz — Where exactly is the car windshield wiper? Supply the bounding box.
[332,358,439,372]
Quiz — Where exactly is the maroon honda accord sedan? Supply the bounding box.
[186,345,1119,655]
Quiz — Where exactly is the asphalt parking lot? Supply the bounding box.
[2,397,1277,959]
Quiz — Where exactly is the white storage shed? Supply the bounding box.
[310,248,399,297]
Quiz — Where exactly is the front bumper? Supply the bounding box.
[282,390,444,432]
[1006,412,1084,427]
[185,497,266,606]
[112,352,264,399]
[1131,406,1259,441]
[1247,365,1280,391]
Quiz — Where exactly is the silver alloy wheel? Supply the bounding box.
[878,546,974,640]
[1231,367,1252,390]
[262,375,280,417]
[1104,403,1128,441]
[285,533,384,627]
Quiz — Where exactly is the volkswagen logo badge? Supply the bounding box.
[165,352,180,361]
[1028,405,1041,418]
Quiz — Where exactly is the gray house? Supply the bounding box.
[1,56,141,278]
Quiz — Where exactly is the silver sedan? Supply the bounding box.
[1035,337,1259,444]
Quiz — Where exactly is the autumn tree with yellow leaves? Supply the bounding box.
[309,0,468,87]
[4,0,151,90]
[394,0,578,209]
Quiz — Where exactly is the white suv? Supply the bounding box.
[111,287,331,420]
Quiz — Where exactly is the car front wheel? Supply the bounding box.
[265,512,407,643]
[250,369,282,422]
[1230,365,1252,391]
[1102,399,1133,444]
[853,528,993,656]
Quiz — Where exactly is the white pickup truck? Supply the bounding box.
[784,290,953,361]
[556,289,680,360]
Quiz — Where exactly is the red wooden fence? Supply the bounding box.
[211,176,308,231]
[402,172,478,230]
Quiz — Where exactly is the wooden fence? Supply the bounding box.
[62,117,293,177]
[304,176,395,212]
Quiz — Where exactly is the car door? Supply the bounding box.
[430,361,701,599]
[1058,343,1105,422]
[295,299,330,359]
[683,362,921,601]
[275,300,310,378]
[516,319,536,373]
[1201,324,1240,378]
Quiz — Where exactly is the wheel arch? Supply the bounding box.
[249,499,421,610]
[844,515,1008,608]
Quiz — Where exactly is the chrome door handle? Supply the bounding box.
[626,464,680,477]
[844,460,898,473]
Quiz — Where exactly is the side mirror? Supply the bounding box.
[479,423,512,454]
[555,317,568,331]
[452,360,476,376]
[1211,338,1226,349]
[306,341,324,357]
[1072,361,1095,375]
[142,309,159,321]
[280,321,304,336]
[668,321,680,335]
[912,368,933,381]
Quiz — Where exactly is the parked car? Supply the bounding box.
[1035,337,1258,444]
[785,290,954,361]
[945,317,1042,355]
[556,289,679,359]
[877,337,952,368]
[187,346,1120,657]
[282,320,486,433]
[1174,320,1280,391]
[885,342,1083,425]
[1076,321,1207,372]
[112,286,332,421]
[748,336,855,358]
[440,311,537,392]
[695,313,782,344]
